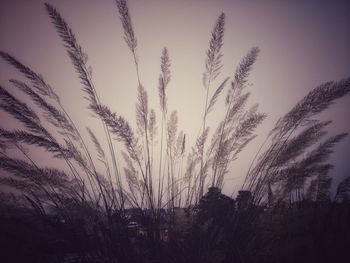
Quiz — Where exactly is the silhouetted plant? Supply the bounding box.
[1,1,350,263]
[243,78,350,206]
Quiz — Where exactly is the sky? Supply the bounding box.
[0,0,350,197]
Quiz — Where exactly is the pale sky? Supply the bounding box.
[1,0,350,197]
